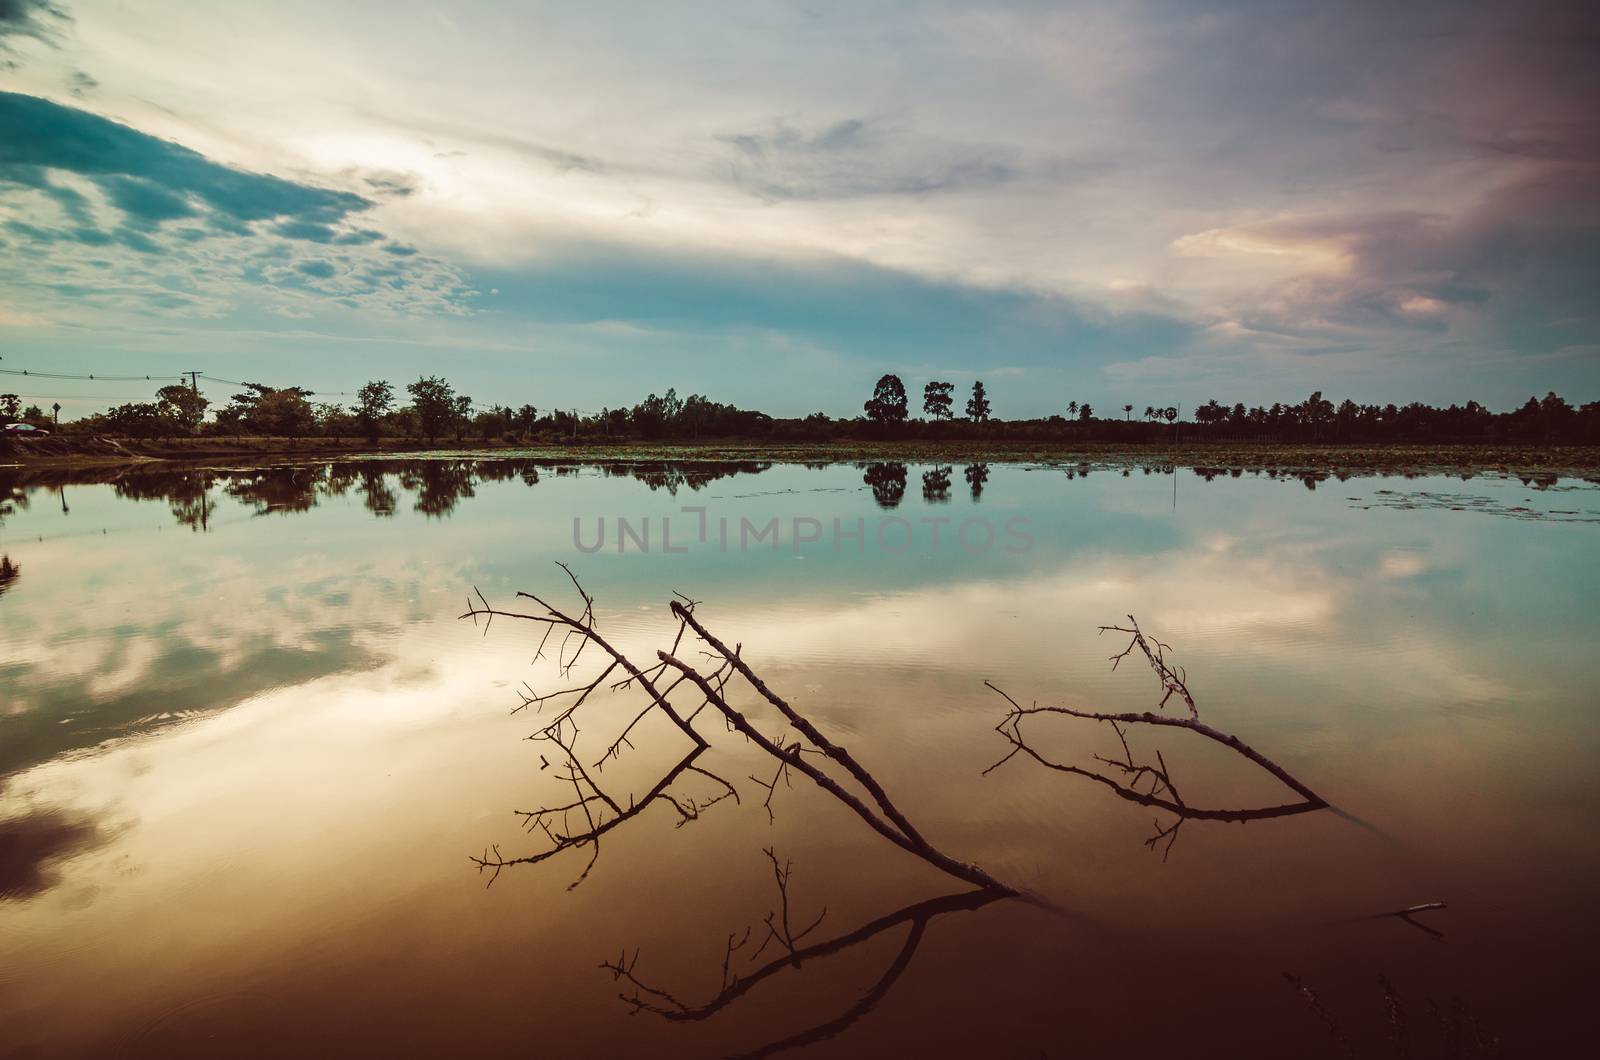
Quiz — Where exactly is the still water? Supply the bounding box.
[2,457,1596,1057]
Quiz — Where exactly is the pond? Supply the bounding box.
[1,456,1596,1057]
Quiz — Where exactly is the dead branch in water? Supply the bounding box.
[461,564,1013,895]
[1357,901,1449,941]
[985,617,1329,857]
[1099,616,1196,718]
[463,578,1334,1054]
[599,847,1006,1059]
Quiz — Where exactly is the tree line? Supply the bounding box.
[3,377,781,446]
[855,373,1599,444]
[4,372,1597,445]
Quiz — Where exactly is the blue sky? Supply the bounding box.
[1,0,1596,418]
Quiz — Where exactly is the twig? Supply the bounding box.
[985,618,1330,858]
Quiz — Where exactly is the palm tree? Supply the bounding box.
[1067,400,1078,418]
[1122,404,1134,421]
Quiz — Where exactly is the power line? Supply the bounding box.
[4,392,166,400]
[0,366,356,396]
[2,364,593,417]
[0,368,179,382]
[198,374,356,396]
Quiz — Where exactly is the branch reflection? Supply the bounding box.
[604,850,1010,1059]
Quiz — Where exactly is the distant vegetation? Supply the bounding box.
[2,372,1597,448]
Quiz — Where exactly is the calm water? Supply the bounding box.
[2,456,1597,1057]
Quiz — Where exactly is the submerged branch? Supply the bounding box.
[462,565,1014,895]
[986,618,1330,857]
[464,582,1330,1052]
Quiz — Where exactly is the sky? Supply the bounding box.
[0,0,1596,419]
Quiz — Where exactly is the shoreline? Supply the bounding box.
[5,436,1600,477]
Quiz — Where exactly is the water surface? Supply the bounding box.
[2,457,1596,1057]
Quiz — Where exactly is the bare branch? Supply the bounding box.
[657,648,1012,894]
[463,566,1014,895]
[1098,616,1198,719]
[671,601,940,855]
[985,617,1331,858]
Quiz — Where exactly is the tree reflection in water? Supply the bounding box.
[964,463,989,501]
[0,457,1551,538]
[860,462,907,509]
[0,458,772,530]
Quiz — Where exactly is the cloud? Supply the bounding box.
[1179,168,1600,355]
[716,115,1023,201]
[0,91,369,227]
[469,235,1198,411]
[361,170,419,198]
[0,0,67,57]
[0,91,472,318]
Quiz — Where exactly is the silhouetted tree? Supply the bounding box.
[407,376,456,444]
[213,383,315,437]
[452,395,474,442]
[1123,404,1134,420]
[92,402,166,436]
[1194,399,1225,425]
[864,375,909,426]
[248,387,316,437]
[922,380,954,420]
[1290,390,1332,439]
[155,385,209,433]
[631,389,688,437]
[355,380,394,442]
[473,407,509,441]
[922,465,952,502]
[966,380,991,422]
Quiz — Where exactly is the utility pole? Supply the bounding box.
[183,370,203,394]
